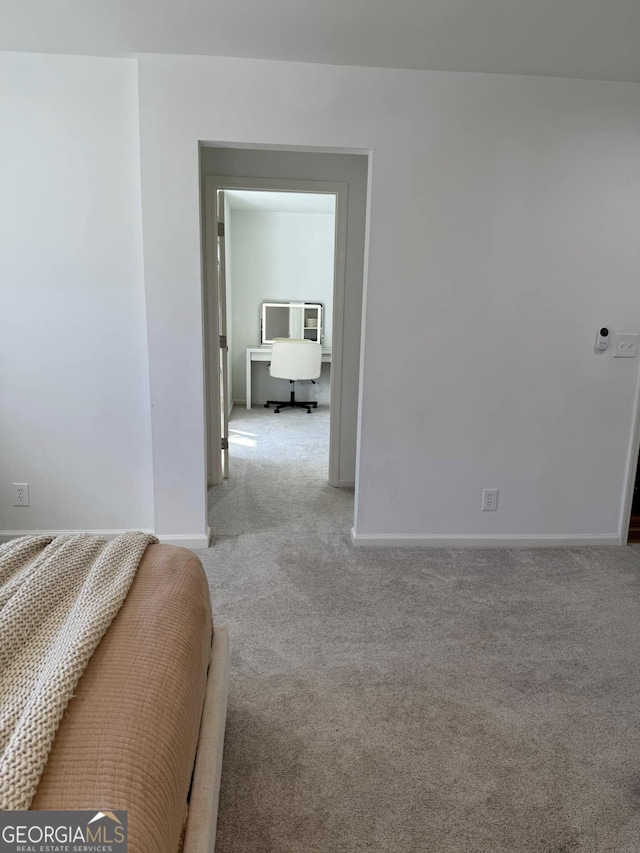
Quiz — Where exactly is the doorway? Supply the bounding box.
[203,176,348,492]
[200,146,369,501]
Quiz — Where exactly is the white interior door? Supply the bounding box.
[217,191,230,479]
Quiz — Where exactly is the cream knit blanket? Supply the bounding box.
[0,531,157,810]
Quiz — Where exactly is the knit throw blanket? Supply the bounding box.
[0,531,157,810]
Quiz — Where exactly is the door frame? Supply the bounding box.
[202,175,349,488]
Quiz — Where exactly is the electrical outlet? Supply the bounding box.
[482,488,498,511]
[12,483,29,507]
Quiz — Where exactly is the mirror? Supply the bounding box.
[261,302,323,345]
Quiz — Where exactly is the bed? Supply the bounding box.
[29,543,229,853]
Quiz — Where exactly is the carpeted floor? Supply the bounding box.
[196,406,640,853]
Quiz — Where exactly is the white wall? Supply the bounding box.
[0,53,154,535]
[1,51,639,545]
[229,210,334,405]
[138,54,640,544]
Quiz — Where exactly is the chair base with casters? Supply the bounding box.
[265,380,318,414]
[266,339,322,414]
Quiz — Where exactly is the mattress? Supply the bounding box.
[31,544,213,853]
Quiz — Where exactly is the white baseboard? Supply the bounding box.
[335,480,355,488]
[0,527,212,551]
[350,529,621,548]
[156,527,211,550]
[0,528,154,544]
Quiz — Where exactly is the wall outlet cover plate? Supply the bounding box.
[12,483,30,506]
[614,333,638,358]
[482,488,498,511]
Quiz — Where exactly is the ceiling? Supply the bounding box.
[2,0,640,83]
[225,191,336,215]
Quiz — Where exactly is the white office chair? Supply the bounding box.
[265,339,322,414]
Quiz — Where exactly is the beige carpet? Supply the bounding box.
[197,406,640,853]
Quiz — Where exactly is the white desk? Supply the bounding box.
[245,346,332,409]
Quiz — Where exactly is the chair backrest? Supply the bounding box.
[269,340,322,381]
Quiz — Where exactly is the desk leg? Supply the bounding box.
[246,351,252,409]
